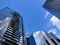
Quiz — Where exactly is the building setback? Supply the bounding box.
[43,0,60,19]
[0,7,25,45]
[27,31,60,45]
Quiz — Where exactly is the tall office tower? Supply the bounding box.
[26,37,30,45]
[0,7,25,45]
[43,0,60,19]
[28,31,60,45]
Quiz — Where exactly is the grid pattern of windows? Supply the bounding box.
[1,12,24,45]
[43,0,60,19]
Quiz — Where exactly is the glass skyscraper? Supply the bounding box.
[0,7,25,45]
[27,31,60,45]
[43,0,60,19]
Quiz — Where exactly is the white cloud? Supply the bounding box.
[50,16,60,30]
[44,11,49,18]
[25,32,31,37]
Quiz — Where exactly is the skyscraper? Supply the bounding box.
[0,7,25,45]
[43,0,60,19]
[27,31,60,45]
[26,37,30,45]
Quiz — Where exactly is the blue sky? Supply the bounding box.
[0,0,60,38]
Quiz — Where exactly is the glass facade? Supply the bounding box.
[27,31,60,45]
[0,7,24,45]
[43,0,60,19]
[43,0,60,39]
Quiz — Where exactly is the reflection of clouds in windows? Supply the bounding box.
[49,16,60,39]
[0,17,11,37]
[50,16,60,30]
[33,31,47,45]
[57,35,60,39]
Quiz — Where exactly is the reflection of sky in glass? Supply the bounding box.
[0,0,60,38]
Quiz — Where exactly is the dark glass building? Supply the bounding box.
[26,37,30,45]
[43,0,60,19]
[0,7,24,45]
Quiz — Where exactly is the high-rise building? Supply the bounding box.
[27,31,60,45]
[26,37,30,45]
[0,7,25,45]
[43,0,60,19]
